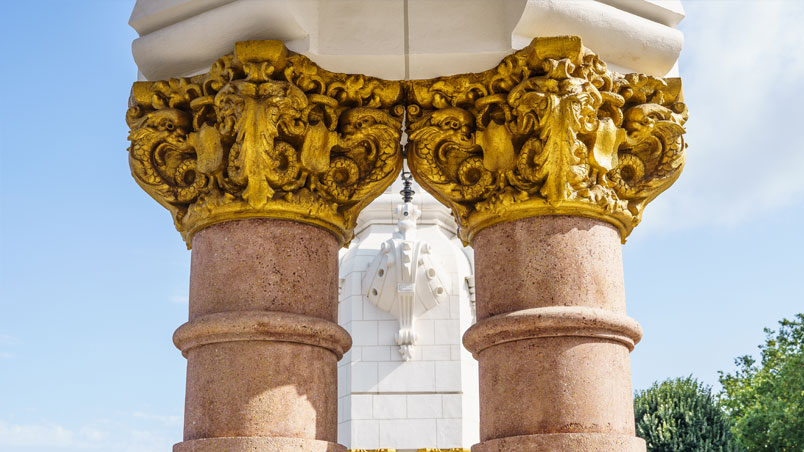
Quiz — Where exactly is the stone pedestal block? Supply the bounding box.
[172,219,351,452]
[464,216,645,452]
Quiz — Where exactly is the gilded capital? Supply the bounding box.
[405,36,688,244]
[126,40,404,247]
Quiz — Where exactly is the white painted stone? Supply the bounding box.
[351,362,378,393]
[373,394,407,419]
[436,418,463,448]
[351,420,380,449]
[420,345,452,361]
[379,419,437,450]
[442,394,463,418]
[512,0,683,76]
[362,298,396,321]
[351,321,379,346]
[450,345,461,361]
[435,361,462,393]
[337,363,347,398]
[407,394,443,419]
[362,346,392,362]
[413,319,435,346]
[377,320,400,345]
[378,361,436,393]
[131,0,685,81]
[337,422,349,447]
[363,202,452,360]
[434,319,461,345]
[351,394,374,420]
[338,394,346,422]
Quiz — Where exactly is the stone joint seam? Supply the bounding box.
[462,306,642,355]
[173,310,352,359]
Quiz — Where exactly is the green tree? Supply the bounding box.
[719,314,804,452]
[634,376,740,452]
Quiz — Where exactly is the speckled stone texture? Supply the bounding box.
[469,216,645,452]
[474,216,626,320]
[173,219,348,452]
[188,218,339,322]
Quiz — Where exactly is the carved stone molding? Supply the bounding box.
[405,36,688,244]
[362,202,450,360]
[126,40,404,247]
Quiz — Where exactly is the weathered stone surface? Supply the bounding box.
[467,216,645,452]
[175,218,349,450]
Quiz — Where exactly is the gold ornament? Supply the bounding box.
[405,36,688,244]
[126,40,404,247]
[127,37,687,247]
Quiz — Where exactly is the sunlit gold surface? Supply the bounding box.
[126,40,404,247]
[127,37,687,247]
[405,36,688,244]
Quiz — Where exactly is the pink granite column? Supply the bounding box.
[463,215,645,452]
[171,218,351,452]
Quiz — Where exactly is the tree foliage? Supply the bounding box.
[634,376,740,452]
[719,314,804,452]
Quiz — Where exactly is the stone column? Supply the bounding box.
[171,218,347,452]
[406,37,688,452]
[464,215,643,451]
[125,41,404,451]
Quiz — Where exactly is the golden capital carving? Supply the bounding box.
[405,36,688,244]
[126,41,404,247]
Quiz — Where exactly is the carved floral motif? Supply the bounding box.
[405,36,688,244]
[127,41,404,246]
[127,37,687,247]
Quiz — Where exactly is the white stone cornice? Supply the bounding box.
[130,0,686,80]
[512,0,684,76]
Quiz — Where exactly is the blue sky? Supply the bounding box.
[0,1,802,451]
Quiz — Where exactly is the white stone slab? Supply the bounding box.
[378,361,436,392]
[378,419,437,449]
[373,394,407,419]
[351,362,379,393]
[436,418,463,448]
[407,394,443,419]
[435,361,461,392]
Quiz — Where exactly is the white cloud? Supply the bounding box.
[0,335,19,345]
[0,416,179,451]
[0,420,103,448]
[637,1,804,233]
[131,411,182,426]
[168,295,188,305]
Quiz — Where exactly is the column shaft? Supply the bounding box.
[172,218,350,452]
[464,216,645,452]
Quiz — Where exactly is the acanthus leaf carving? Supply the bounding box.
[126,40,404,247]
[405,36,688,244]
[127,37,688,247]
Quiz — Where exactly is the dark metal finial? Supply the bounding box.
[400,171,415,203]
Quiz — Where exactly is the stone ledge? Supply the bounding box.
[463,306,642,356]
[173,310,352,358]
